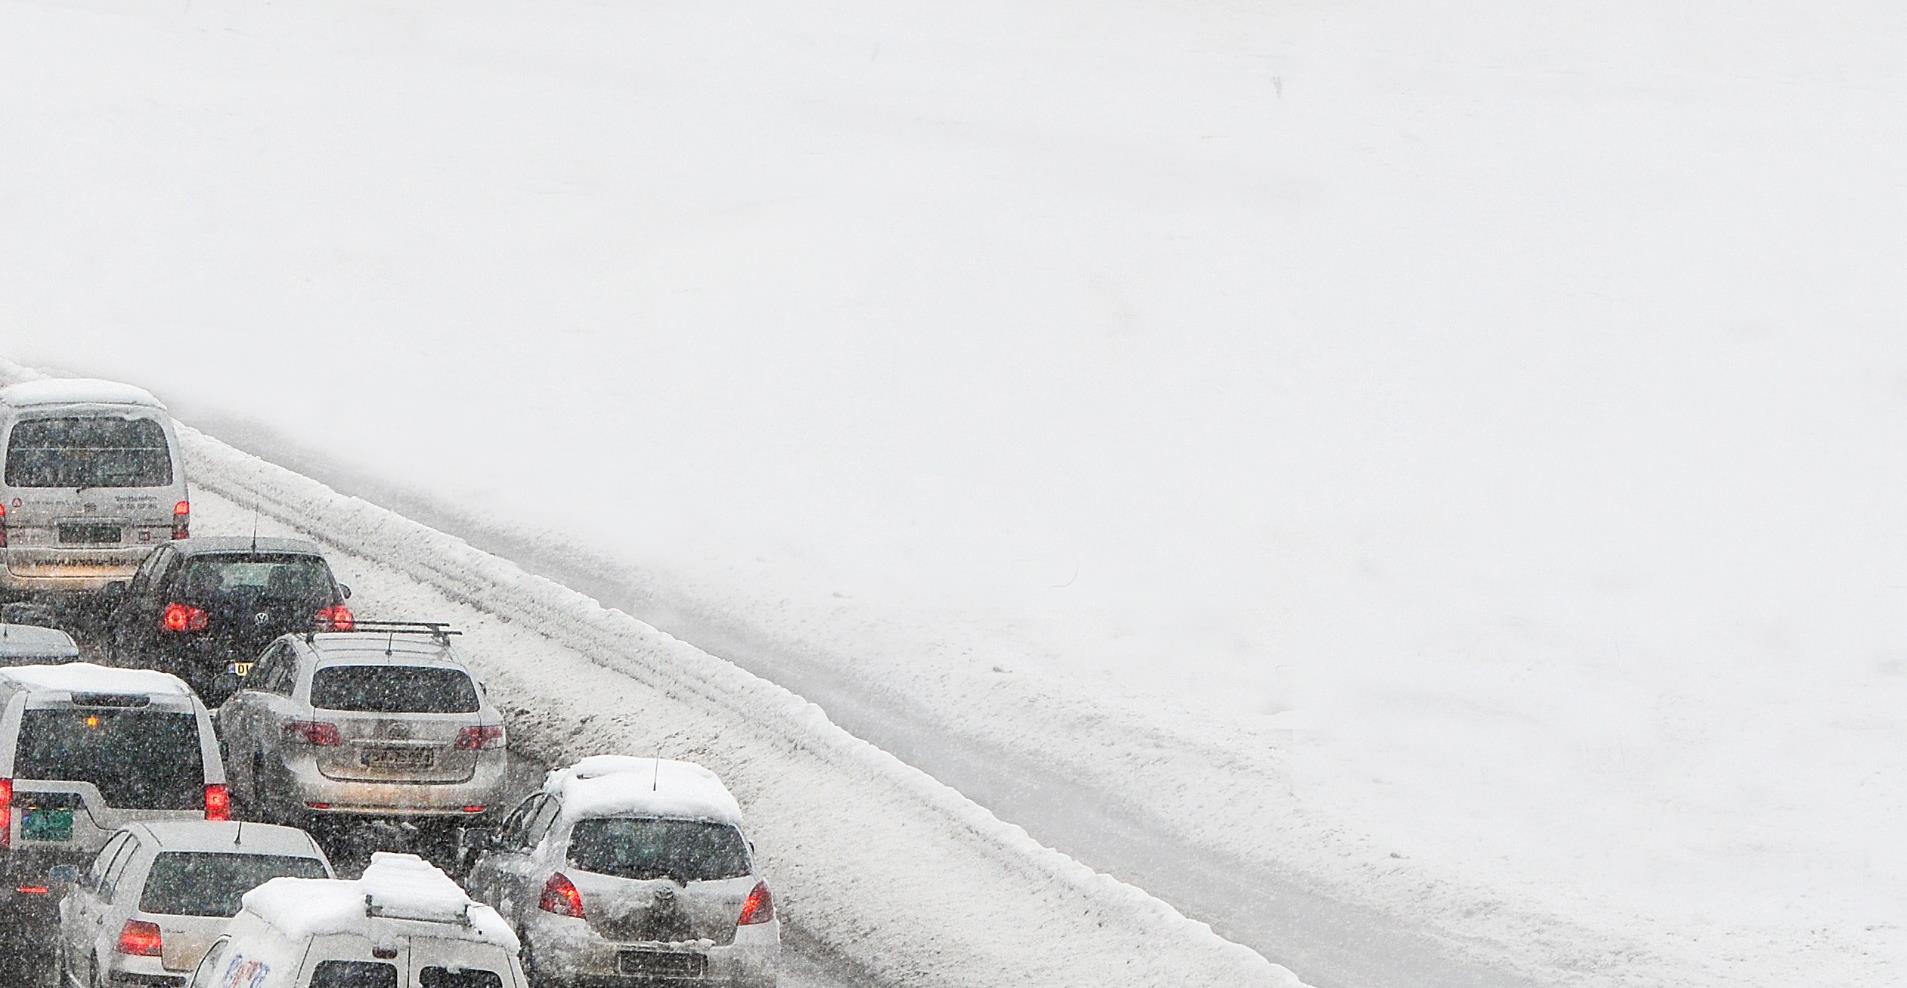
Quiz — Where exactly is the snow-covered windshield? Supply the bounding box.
[12,708,204,809]
[310,666,479,714]
[4,416,171,488]
[139,852,329,917]
[566,818,750,882]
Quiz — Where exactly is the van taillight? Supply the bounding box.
[282,720,343,746]
[172,500,190,540]
[0,779,12,850]
[160,602,208,633]
[315,604,354,632]
[538,872,585,918]
[116,919,164,956]
[737,880,775,925]
[204,784,231,821]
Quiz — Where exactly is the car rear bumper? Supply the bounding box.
[0,546,150,591]
[102,954,188,986]
[287,755,509,819]
[523,913,779,988]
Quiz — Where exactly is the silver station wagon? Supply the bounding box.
[215,624,507,839]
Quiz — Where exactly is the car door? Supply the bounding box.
[238,647,301,813]
[112,544,171,661]
[498,796,563,926]
[61,831,133,978]
[83,832,143,976]
[467,795,540,915]
[222,644,283,801]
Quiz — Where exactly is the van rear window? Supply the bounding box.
[11,708,205,809]
[310,961,397,988]
[420,970,503,988]
[140,852,329,917]
[311,666,479,714]
[4,416,173,488]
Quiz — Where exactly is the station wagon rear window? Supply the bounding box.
[310,666,480,714]
[4,416,172,488]
[11,708,205,809]
[140,852,329,916]
[566,818,751,882]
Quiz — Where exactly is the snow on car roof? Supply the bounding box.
[546,756,745,826]
[241,853,516,949]
[133,820,329,861]
[0,662,193,696]
[171,536,325,556]
[0,378,165,409]
[0,624,81,660]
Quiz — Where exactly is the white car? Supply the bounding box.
[187,852,527,988]
[56,820,333,987]
[465,757,780,988]
[0,621,80,666]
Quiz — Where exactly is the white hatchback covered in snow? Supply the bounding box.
[187,852,526,988]
[0,621,80,666]
[465,757,779,988]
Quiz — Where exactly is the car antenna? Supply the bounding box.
[234,819,244,845]
[249,505,260,554]
[652,753,661,792]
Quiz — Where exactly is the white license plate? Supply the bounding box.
[362,748,434,769]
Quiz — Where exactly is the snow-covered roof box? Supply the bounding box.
[545,756,745,826]
[0,377,166,409]
[240,852,516,949]
[0,623,80,662]
[0,661,194,697]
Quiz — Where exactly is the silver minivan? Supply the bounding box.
[0,378,190,597]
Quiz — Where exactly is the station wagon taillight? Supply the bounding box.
[282,720,343,747]
[738,880,775,925]
[116,919,164,957]
[0,502,8,547]
[315,604,354,632]
[0,779,11,850]
[454,725,505,750]
[160,602,209,633]
[172,499,190,540]
[204,783,231,821]
[538,872,585,918]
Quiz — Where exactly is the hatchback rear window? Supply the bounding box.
[566,818,751,882]
[175,555,334,602]
[12,708,205,809]
[5,416,172,488]
[139,851,329,917]
[311,666,479,714]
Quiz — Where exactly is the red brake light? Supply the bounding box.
[0,778,12,850]
[160,602,209,633]
[117,919,164,956]
[538,872,585,918]
[454,725,505,750]
[315,604,354,632]
[204,783,231,821]
[282,720,343,747]
[172,499,190,539]
[737,880,775,926]
[0,502,8,548]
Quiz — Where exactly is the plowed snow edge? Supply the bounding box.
[0,357,1304,988]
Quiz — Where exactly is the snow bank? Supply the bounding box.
[0,358,1300,986]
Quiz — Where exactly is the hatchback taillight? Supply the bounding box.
[738,880,775,925]
[117,919,164,957]
[539,872,585,918]
[160,602,208,633]
[204,783,231,821]
[0,778,12,850]
[315,604,354,632]
[0,502,8,548]
[282,720,343,746]
[454,725,505,750]
[172,500,190,540]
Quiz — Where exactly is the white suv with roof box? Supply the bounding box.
[0,379,191,597]
[465,756,779,988]
[187,852,526,988]
[0,664,228,932]
[216,625,507,833]
[57,820,333,988]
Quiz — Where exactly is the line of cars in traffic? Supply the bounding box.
[0,380,780,988]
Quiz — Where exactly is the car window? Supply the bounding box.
[310,665,479,714]
[309,960,399,988]
[176,555,334,603]
[88,832,132,891]
[13,708,207,809]
[268,649,305,695]
[188,940,230,988]
[4,415,173,488]
[101,835,143,899]
[496,795,542,850]
[419,969,503,988]
[139,852,331,917]
[129,545,169,595]
[524,797,562,848]
[566,818,751,882]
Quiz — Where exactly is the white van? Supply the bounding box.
[188,853,528,988]
[0,378,190,596]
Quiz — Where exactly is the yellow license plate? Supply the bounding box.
[227,662,253,677]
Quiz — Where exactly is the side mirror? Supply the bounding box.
[208,672,242,704]
[338,584,352,600]
[48,864,80,886]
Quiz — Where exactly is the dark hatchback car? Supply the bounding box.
[103,537,352,701]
